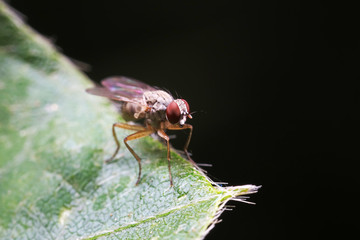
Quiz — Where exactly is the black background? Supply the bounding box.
[7,0,359,239]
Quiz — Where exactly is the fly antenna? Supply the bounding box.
[189,111,197,115]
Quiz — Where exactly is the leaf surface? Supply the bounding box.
[0,2,258,239]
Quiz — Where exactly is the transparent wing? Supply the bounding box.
[101,76,156,99]
[86,87,138,103]
[86,76,156,104]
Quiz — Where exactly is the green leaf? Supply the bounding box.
[0,2,259,239]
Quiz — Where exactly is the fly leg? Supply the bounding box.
[157,129,173,187]
[106,123,147,163]
[124,129,154,185]
[167,124,198,167]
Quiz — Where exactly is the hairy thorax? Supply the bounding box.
[122,90,173,129]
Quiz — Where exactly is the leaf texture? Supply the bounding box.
[0,2,258,239]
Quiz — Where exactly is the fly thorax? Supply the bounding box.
[143,90,173,108]
[143,90,173,124]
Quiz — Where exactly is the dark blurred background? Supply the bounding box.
[7,0,359,239]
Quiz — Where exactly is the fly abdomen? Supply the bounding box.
[122,102,145,121]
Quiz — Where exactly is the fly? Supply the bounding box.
[86,76,194,186]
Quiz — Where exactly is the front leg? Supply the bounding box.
[157,129,173,186]
[166,124,197,167]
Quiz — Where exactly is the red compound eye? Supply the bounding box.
[166,101,181,124]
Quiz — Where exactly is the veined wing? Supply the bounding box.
[86,87,141,104]
[101,76,157,99]
[86,76,155,105]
